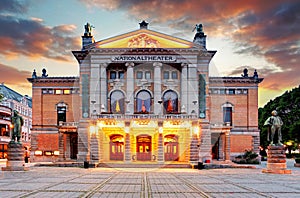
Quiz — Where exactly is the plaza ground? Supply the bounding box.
[0,159,299,198]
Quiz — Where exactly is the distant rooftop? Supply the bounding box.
[0,83,32,108]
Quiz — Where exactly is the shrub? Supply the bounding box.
[295,158,300,163]
[232,149,260,164]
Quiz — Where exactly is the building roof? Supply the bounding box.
[0,83,32,108]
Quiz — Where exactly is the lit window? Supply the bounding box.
[55,90,62,94]
[136,71,143,79]
[145,71,151,79]
[63,89,70,94]
[171,71,177,79]
[163,71,169,79]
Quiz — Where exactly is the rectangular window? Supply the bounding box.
[55,89,62,94]
[228,89,235,95]
[63,89,71,94]
[110,71,116,79]
[145,71,151,79]
[136,71,143,79]
[163,71,169,79]
[42,89,48,94]
[171,71,178,79]
[118,71,124,79]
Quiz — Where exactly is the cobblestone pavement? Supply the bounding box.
[0,161,299,198]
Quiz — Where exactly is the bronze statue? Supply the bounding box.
[11,110,24,143]
[264,110,283,146]
[193,24,203,33]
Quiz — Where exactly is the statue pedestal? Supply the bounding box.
[262,145,291,174]
[2,142,28,171]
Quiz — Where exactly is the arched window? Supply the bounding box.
[163,90,178,114]
[56,102,68,125]
[136,90,151,113]
[222,102,234,126]
[110,91,125,114]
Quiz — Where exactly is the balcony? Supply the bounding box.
[92,114,198,120]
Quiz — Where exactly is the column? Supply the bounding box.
[100,63,108,112]
[225,130,231,161]
[90,60,101,115]
[125,132,131,163]
[125,62,134,114]
[153,62,162,115]
[157,133,164,163]
[181,63,188,113]
[188,64,198,116]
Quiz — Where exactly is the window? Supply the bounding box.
[118,71,124,79]
[171,71,178,79]
[55,89,62,94]
[0,144,7,159]
[136,90,152,113]
[145,71,151,79]
[223,107,232,126]
[228,89,235,95]
[110,71,116,79]
[163,90,178,113]
[110,91,125,114]
[63,89,71,94]
[57,106,66,125]
[163,71,169,79]
[136,71,143,79]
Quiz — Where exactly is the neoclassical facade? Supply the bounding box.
[28,21,263,165]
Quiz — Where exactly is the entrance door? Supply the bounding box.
[164,135,179,161]
[110,135,124,161]
[70,134,78,159]
[136,135,151,161]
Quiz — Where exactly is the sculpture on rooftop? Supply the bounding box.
[42,68,48,78]
[84,22,94,36]
[193,24,203,33]
[264,110,283,146]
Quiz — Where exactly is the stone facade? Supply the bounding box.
[28,22,263,165]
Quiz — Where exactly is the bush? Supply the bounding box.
[232,149,260,164]
[295,158,300,163]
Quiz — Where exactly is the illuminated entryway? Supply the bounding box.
[164,135,179,161]
[110,134,124,160]
[136,135,152,161]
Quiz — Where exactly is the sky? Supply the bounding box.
[0,0,299,107]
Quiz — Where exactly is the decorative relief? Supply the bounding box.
[128,34,160,48]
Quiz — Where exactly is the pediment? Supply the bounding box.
[91,29,195,49]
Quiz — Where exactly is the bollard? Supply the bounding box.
[84,161,89,169]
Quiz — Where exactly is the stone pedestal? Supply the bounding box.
[2,142,28,171]
[262,145,291,174]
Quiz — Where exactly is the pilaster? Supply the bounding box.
[153,62,162,115]
[125,62,134,114]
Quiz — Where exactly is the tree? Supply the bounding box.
[259,85,300,150]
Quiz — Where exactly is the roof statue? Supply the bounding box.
[253,69,258,78]
[32,69,37,78]
[242,68,248,77]
[42,68,48,78]
[84,22,94,36]
[193,24,203,33]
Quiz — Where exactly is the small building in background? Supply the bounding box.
[0,83,32,158]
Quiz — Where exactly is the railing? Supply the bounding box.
[92,114,198,120]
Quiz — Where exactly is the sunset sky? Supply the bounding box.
[0,0,299,107]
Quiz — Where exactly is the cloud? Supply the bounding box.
[0,15,81,61]
[0,63,31,84]
[79,0,300,92]
[0,0,29,14]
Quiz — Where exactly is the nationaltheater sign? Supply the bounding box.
[111,55,177,62]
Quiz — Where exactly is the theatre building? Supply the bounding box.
[28,21,263,165]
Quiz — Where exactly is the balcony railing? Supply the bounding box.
[92,114,198,120]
